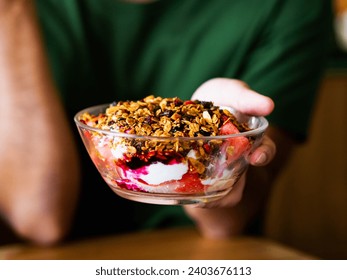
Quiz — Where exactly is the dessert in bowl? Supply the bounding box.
[74,95,268,205]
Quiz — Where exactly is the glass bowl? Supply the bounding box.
[74,104,268,205]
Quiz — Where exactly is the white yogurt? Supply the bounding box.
[111,143,128,159]
[115,160,189,193]
[126,161,188,185]
[140,161,188,185]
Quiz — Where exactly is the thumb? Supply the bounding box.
[192,78,274,116]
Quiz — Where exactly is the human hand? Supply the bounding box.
[194,77,275,167]
[184,78,276,237]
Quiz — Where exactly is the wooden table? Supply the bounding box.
[0,227,315,260]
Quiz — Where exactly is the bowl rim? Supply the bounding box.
[74,103,269,140]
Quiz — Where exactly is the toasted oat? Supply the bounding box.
[79,95,251,161]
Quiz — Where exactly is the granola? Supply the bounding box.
[80,95,251,158]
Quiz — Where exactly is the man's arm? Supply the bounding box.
[0,0,80,245]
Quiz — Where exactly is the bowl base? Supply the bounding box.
[110,186,232,205]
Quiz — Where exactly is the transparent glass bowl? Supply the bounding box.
[74,104,268,205]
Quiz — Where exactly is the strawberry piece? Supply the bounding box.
[175,172,205,193]
[219,121,250,162]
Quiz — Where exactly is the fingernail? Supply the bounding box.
[255,153,267,165]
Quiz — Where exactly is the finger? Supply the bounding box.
[248,135,276,166]
[192,78,274,116]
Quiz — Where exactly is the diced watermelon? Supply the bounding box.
[219,121,240,135]
[219,121,250,162]
[175,172,205,193]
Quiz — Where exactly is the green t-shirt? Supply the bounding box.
[35,0,332,239]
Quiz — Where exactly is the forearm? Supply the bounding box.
[0,0,52,94]
[0,0,80,244]
[185,126,295,238]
